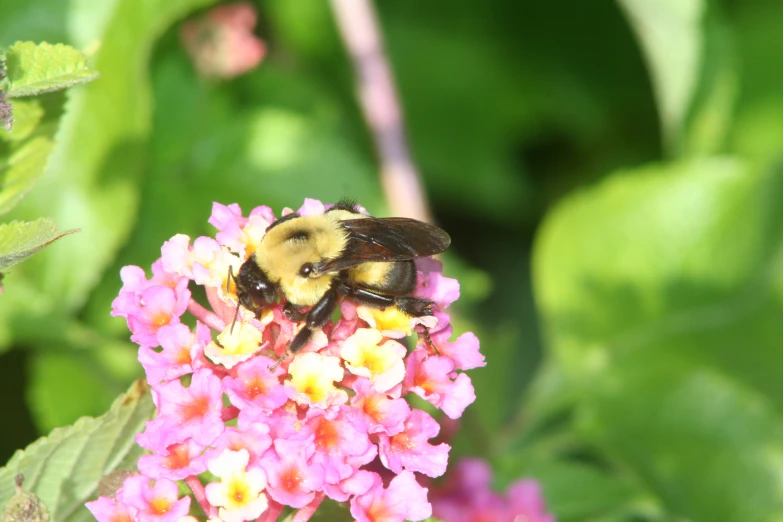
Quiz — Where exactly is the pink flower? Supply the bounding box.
[306,408,376,484]
[260,439,326,508]
[377,409,450,478]
[180,2,266,79]
[403,349,476,419]
[507,480,556,522]
[414,258,460,308]
[428,318,485,371]
[96,199,486,521]
[112,268,190,348]
[350,471,432,522]
[323,469,377,502]
[86,496,136,522]
[223,355,288,411]
[431,458,556,522]
[155,370,225,446]
[137,439,207,480]
[138,322,211,385]
[205,425,272,468]
[349,379,410,436]
[209,202,272,255]
[119,476,191,522]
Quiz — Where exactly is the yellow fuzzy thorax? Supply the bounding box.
[253,212,353,306]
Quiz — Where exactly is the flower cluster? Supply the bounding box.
[431,458,555,522]
[180,2,266,79]
[89,199,485,522]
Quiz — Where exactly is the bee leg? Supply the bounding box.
[415,324,439,355]
[271,285,341,372]
[283,301,307,322]
[394,296,435,317]
[344,286,440,355]
[269,324,315,372]
[395,297,439,355]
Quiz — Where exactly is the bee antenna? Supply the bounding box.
[230,303,241,335]
[226,265,241,335]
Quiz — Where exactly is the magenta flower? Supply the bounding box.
[155,370,225,446]
[403,349,477,419]
[431,458,556,522]
[377,409,450,478]
[260,439,325,508]
[306,408,376,484]
[137,438,207,480]
[85,496,136,522]
[180,2,266,79]
[94,199,485,521]
[119,476,191,522]
[350,471,432,522]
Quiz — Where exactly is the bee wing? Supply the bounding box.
[316,217,451,273]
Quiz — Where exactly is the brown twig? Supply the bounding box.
[330,0,432,222]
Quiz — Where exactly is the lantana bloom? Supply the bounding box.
[431,458,556,522]
[95,199,486,522]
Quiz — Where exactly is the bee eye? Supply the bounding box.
[299,264,313,277]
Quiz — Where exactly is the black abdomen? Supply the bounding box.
[374,260,416,296]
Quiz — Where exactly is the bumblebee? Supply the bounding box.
[231,199,451,356]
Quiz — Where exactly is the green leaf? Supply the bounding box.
[0,136,53,216]
[0,380,154,522]
[617,0,705,151]
[27,351,129,434]
[496,459,644,522]
[533,157,783,519]
[0,98,44,141]
[618,0,737,155]
[0,218,78,270]
[3,0,216,316]
[4,42,99,98]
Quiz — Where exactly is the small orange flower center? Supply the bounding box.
[414,373,435,393]
[314,419,339,452]
[164,444,190,469]
[182,396,209,420]
[244,377,266,398]
[175,347,192,365]
[150,497,170,515]
[363,396,383,421]
[390,433,415,453]
[152,313,171,328]
[367,501,393,522]
[281,467,302,492]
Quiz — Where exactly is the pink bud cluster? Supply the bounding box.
[431,458,556,522]
[89,199,485,522]
[180,2,266,79]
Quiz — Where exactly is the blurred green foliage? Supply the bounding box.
[1,0,782,520]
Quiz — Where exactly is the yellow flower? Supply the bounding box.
[287,352,345,405]
[341,328,406,392]
[205,323,265,369]
[205,449,268,522]
[357,306,413,337]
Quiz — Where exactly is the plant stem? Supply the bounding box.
[185,475,217,518]
[188,298,226,332]
[291,492,325,522]
[258,500,283,522]
[330,0,431,222]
